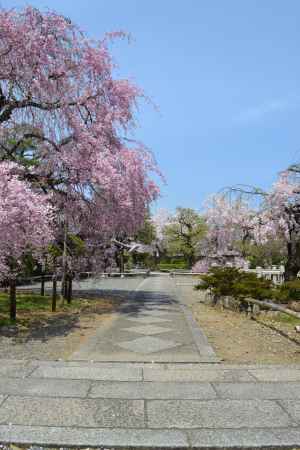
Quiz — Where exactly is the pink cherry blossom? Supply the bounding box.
[0,6,160,271]
[0,162,54,278]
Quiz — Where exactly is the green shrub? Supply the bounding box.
[273,280,300,304]
[195,266,274,301]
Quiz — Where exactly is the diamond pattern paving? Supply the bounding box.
[126,316,171,324]
[141,311,171,317]
[116,336,180,354]
[124,325,172,335]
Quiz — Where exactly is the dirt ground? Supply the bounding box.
[0,296,120,360]
[193,302,300,364]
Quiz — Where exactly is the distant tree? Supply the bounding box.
[203,169,300,280]
[163,207,206,268]
[251,170,300,280]
[240,239,286,269]
[203,194,254,257]
[135,215,157,245]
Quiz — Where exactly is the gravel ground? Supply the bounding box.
[193,301,300,364]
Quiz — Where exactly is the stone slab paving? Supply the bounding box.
[31,365,143,381]
[0,360,300,447]
[71,276,219,363]
[2,276,300,448]
[147,399,293,429]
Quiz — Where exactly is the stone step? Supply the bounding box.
[1,361,300,447]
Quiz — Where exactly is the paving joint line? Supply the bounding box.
[246,370,261,382]
[209,382,221,398]
[25,365,39,378]
[0,394,9,408]
[143,399,148,429]
[85,380,94,398]
[275,399,300,426]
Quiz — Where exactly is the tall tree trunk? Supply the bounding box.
[285,239,300,281]
[186,246,195,269]
[9,276,16,321]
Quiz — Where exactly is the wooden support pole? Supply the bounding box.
[9,276,16,321]
[52,274,57,312]
[67,273,72,304]
[245,297,300,320]
[40,272,45,296]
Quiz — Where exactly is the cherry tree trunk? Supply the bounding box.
[9,277,17,321]
[285,239,300,281]
[187,253,195,269]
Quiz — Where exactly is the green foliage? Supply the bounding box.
[240,239,286,269]
[7,135,40,168]
[273,280,300,304]
[135,216,156,245]
[20,253,37,277]
[195,266,273,301]
[163,207,206,268]
[48,243,63,258]
[68,234,86,256]
[158,261,188,271]
[131,251,157,270]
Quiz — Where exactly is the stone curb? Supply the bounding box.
[1,425,300,448]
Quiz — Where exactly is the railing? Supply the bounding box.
[245,266,285,285]
[15,270,150,286]
[170,266,286,285]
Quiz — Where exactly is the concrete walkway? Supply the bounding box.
[1,276,300,448]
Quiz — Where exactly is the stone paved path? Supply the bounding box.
[71,276,218,363]
[1,275,300,448]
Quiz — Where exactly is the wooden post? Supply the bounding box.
[9,276,17,321]
[67,273,72,304]
[119,249,124,274]
[40,258,46,296]
[41,272,45,296]
[61,220,68,299]
[52,273,57,312]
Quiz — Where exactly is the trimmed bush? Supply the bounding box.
[195,266,273,302]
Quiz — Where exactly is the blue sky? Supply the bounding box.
[3,0,300,212]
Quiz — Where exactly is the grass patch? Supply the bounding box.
[0,291,120,328]
[271,312,300,326]
[0,292,51,314]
